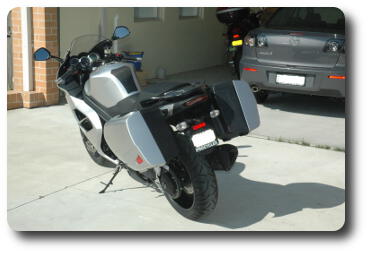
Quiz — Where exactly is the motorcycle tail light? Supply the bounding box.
[233,34,240,39]
[192,122,206,131]
[244,35,256,47]
[325,39,345,53]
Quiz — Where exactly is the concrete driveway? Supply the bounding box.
[7,105,345,231]
[159,65,345,149]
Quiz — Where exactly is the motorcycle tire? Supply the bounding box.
[162,134,218,220]
[80,130,115,168]
[234,48,242,79]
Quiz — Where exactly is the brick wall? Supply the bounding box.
[7,7,59,110]
[10,8,23,91]
[32,7,60,106]
[7,8,23,110]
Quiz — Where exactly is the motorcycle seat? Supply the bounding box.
[83,81,193,121]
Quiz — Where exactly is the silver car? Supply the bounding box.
[239,7,345,103]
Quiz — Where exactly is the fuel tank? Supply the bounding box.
[84,62,141,108]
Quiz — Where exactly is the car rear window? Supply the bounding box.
[266,7,345,34]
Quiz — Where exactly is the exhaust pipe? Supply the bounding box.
[251,86,260,93]
[205,144,238,171]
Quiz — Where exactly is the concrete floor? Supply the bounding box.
[157,65,345,149]
[7,104,345,231]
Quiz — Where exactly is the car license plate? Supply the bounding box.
[276,74,305,86]
[191,129,218,152]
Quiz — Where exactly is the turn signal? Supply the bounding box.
[210,109,220,118]
[176,121,188,131]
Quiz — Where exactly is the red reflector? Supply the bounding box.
[288,32,304,36]
[233,34,240,39]
[328,75,346,80]
[185,95,208,107]
[136,155,143,164]
[192,122,206,131]
[243,67,257,72]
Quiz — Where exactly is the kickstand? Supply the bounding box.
[99,164,123,194]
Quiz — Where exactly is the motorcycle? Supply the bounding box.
[33,26,260,220]
[216,7,261,78]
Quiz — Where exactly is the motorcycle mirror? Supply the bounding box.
[112,26,130,40]
[33,47,51,61]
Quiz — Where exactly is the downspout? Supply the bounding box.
[99,8,107,38]
[113,14,119,53]
[20,7,33,91]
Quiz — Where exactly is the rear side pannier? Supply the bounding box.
[211,80,260,141]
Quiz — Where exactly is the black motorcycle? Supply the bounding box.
[216,7,261,78]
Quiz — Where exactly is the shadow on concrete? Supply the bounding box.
[263,93,345,118]
[203,162,345,229]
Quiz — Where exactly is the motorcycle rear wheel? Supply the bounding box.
[162,134,218,220]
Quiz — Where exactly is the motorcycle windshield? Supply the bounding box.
[68,34,108,56]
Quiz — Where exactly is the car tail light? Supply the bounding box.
[245,34,267,48]
[325,39,345,53]
[257,34,267,47]
[192,122,207,131]
[244,35,256,47]
[185,95,208,107]
[328,75,346,80]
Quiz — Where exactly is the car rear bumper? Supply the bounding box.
[239,59,346,98]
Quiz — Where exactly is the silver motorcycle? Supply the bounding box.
[33,26,260,220]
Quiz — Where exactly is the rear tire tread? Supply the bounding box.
[166,134,218,220]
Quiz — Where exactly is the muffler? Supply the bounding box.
[251,86,260,93]
[205,144,238,171]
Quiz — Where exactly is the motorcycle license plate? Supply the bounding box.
[232,40,243,47]
[191,129,218,152]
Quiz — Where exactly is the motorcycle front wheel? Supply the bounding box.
[80,130,115,168]
[161,134,218,220]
